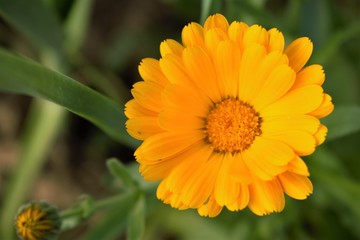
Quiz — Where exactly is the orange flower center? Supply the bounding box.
[205,98,262,153]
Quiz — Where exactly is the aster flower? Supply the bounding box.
[15,201,61,240]
[125,13,334,217]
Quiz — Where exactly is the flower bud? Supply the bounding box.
[15,201,61,240]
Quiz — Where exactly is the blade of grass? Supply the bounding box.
[200,0,212,24]
[299,0,330,46]
[0,99,66,240]
[0,3,69,239]
[313,167,360,236]
[0,48,138,147]
[0,0,63,52]
[64,0,94,56]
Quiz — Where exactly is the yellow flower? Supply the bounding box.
[125,13,334,217]
[15,202,61,240]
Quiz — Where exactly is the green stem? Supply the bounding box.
[59,192,134,219]
[0,43,67,240]
[200,0,212,24]
[60,191,139,231]
[64,0,94,57]
[0,99,66,240]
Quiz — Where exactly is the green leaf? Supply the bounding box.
[310,146,360,237]
[0,48,139,148]
[316,171,360,213]
[127,195,145,240]
[322,106,360,141]
[0,0,63,51]
[107,158,138,189]
[64,0,94,56]
[313,168,360,236]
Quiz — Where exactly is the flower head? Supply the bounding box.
[125,13,334,217]
[15,201,61,240]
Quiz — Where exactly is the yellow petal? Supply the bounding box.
[214,153,239,206]
[138,58,168,86]
[182,22,205,47]
[287,156,309,176]
[125,99,157,118]
[244,51,289,105]
[241,150,273,181]
[140,160,175,181]
[131,81,164,112]
[248,178,285,215]
[243,25,269,48]
[227,183,249,211]
[285,37,313,72]
[141,143,211,181]
[161,84,211,117]
[278,171,313,200]
[204,13,229,32]
[157,180,190,210]
[228,21,248,48]
[198,192,223,217]
[180,153,221,206]
[261,85,323,116]
[314,124,328,145]
[182,46,222,102]
[179,153,221,207]
[253,137,295,166]
[160,39,184,57]
[126,117,162,140]
[252,64,295,110]
[27,231,37,240]
[264,130,316,156]
[242,137,292,180]
[158,107,204,131]
[267,28,284,53]
[169,192,189,210]
[214,40,241,98]
[157,179,169,202]
[238,44,267,100]
[166,143,213,194]
[135,130,205,162]
[229,153,253,184]
[262,114,320,135]
[205,28,228,57]
[292,64,325,89]
[159,54,194,87]
[309,94,334,118]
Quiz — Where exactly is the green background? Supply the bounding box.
[0,0,359,239]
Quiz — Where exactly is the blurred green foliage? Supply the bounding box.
[0,0,360,239]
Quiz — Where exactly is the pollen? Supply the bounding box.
[205,98,262,153]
